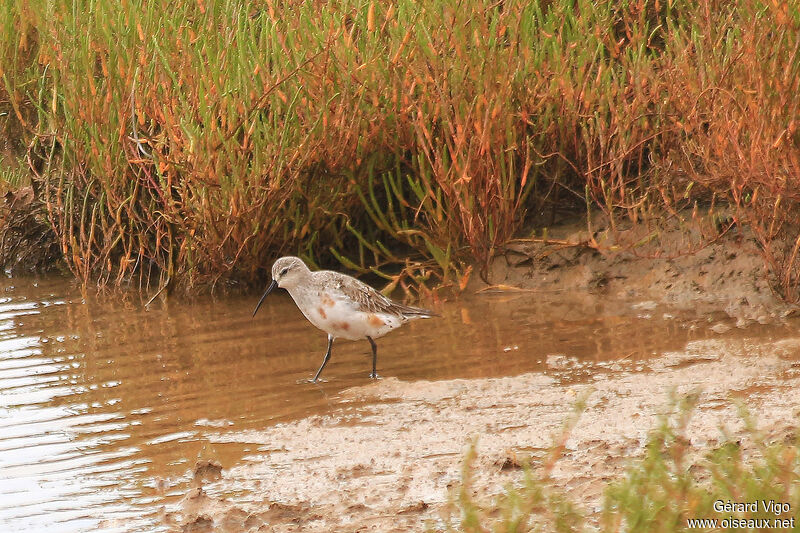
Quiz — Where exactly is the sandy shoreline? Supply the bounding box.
[166,335,800,532]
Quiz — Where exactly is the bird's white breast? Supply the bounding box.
[289,288,402,341]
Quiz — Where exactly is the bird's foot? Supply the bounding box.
[300,377,327,384]
[369,372,381,379]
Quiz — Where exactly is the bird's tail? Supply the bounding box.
[396,303,439,318]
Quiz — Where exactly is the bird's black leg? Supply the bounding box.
[311,334,334,382]
[367,336,378,379]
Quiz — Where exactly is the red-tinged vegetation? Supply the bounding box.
[0,0,799,299]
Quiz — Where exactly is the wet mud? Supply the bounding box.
[171,337,800,532]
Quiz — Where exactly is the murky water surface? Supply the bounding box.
[0,276,790,531]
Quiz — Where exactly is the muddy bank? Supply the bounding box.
[489,211,799,326]
[167,336,800,532]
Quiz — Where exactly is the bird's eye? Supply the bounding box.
[280,267,289,276]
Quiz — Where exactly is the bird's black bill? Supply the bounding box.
[252,279,277,317]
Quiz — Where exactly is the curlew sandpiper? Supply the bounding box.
[252,256,437,382]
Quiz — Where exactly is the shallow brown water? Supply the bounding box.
[0,276,787,531]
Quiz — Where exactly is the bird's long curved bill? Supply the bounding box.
[252,279,277,317]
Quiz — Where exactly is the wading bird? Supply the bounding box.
[253,256,437,382]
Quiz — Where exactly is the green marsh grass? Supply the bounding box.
[437,397,800,532]
[2,0,800,295]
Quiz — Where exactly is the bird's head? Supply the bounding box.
[270,256,309,290]
[252,256,310,317]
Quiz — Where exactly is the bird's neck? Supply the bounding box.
[284,271,314,298]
